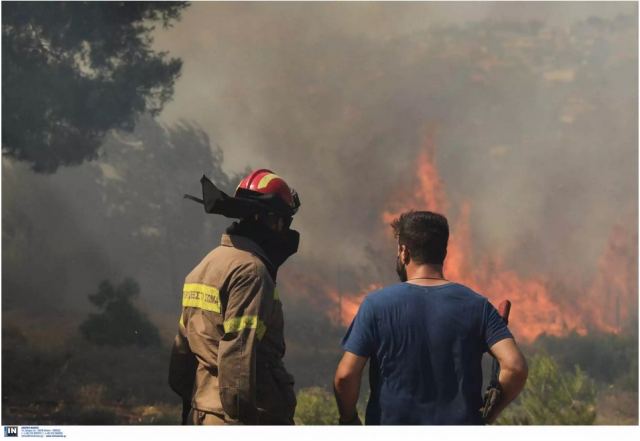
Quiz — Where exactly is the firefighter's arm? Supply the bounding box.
[168,316,197,400]
[217,261,272,424]
[485,338,528,423]
[334,351,367,424]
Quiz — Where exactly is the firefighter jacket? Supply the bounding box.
[169,234,296,424]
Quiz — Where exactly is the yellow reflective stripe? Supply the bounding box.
[274,288,280,301]
[223,315,267,340]
[179,314,184,327]
[184,283,218,296]
[257,173,279,189]
[182,283,221,313]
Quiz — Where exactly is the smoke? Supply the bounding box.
[154,2,637,299]
[2,118,235,319]
[2,2,636,336]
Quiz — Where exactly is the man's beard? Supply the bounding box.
[396,255,408,282]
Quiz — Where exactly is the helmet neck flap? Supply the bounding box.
[225,219,299,280]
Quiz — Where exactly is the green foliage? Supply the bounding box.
[79,278,161,347]
[2,1,188,172]
[294,387,339,425]
[498,354,597,425]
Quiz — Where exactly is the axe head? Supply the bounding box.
[498,300,511,325]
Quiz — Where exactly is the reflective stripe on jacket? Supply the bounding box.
[169,234,295,424]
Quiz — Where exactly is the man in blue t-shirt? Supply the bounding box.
[333,211,528,425]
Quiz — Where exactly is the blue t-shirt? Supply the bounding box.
[341,282,513,425]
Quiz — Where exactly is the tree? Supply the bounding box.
[497,354,597,425]
[93,117,238,304]
[1,116,237,315]
[79,278,161,347]
[2,1,189,172]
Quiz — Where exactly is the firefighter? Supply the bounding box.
[333,210,528,425]
[169,169,301,425]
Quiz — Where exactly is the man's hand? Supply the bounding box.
[339,412,362,425]
[334,352,368,425]
[484,338,528,424]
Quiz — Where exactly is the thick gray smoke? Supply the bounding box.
[3,2,637,332]
[155,2,637,292]
[2,118,236,321]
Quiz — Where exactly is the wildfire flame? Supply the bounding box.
[327,283,383,327]
[586,224,638,331]
[327,128,633,342]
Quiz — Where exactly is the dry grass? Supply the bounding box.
[595,389,638,425]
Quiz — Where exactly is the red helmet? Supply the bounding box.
[235,169,300,215]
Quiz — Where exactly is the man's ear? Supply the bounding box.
[399,244,410,265]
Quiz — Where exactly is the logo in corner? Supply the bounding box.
[3,427,18,437]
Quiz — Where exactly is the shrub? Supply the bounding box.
[79,279,161,347]
[498,354,597,425]
[294,387,339,425]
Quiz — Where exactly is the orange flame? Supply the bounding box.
[327,283,383,326]
[587,224,638,331]
[331,129,633,342]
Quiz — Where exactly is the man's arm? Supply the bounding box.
[485,337,528,423]
[168,317,197,424]
[334,351,368,424]
[217,262,273,424]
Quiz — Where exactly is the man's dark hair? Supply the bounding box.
[391,211,449,265]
